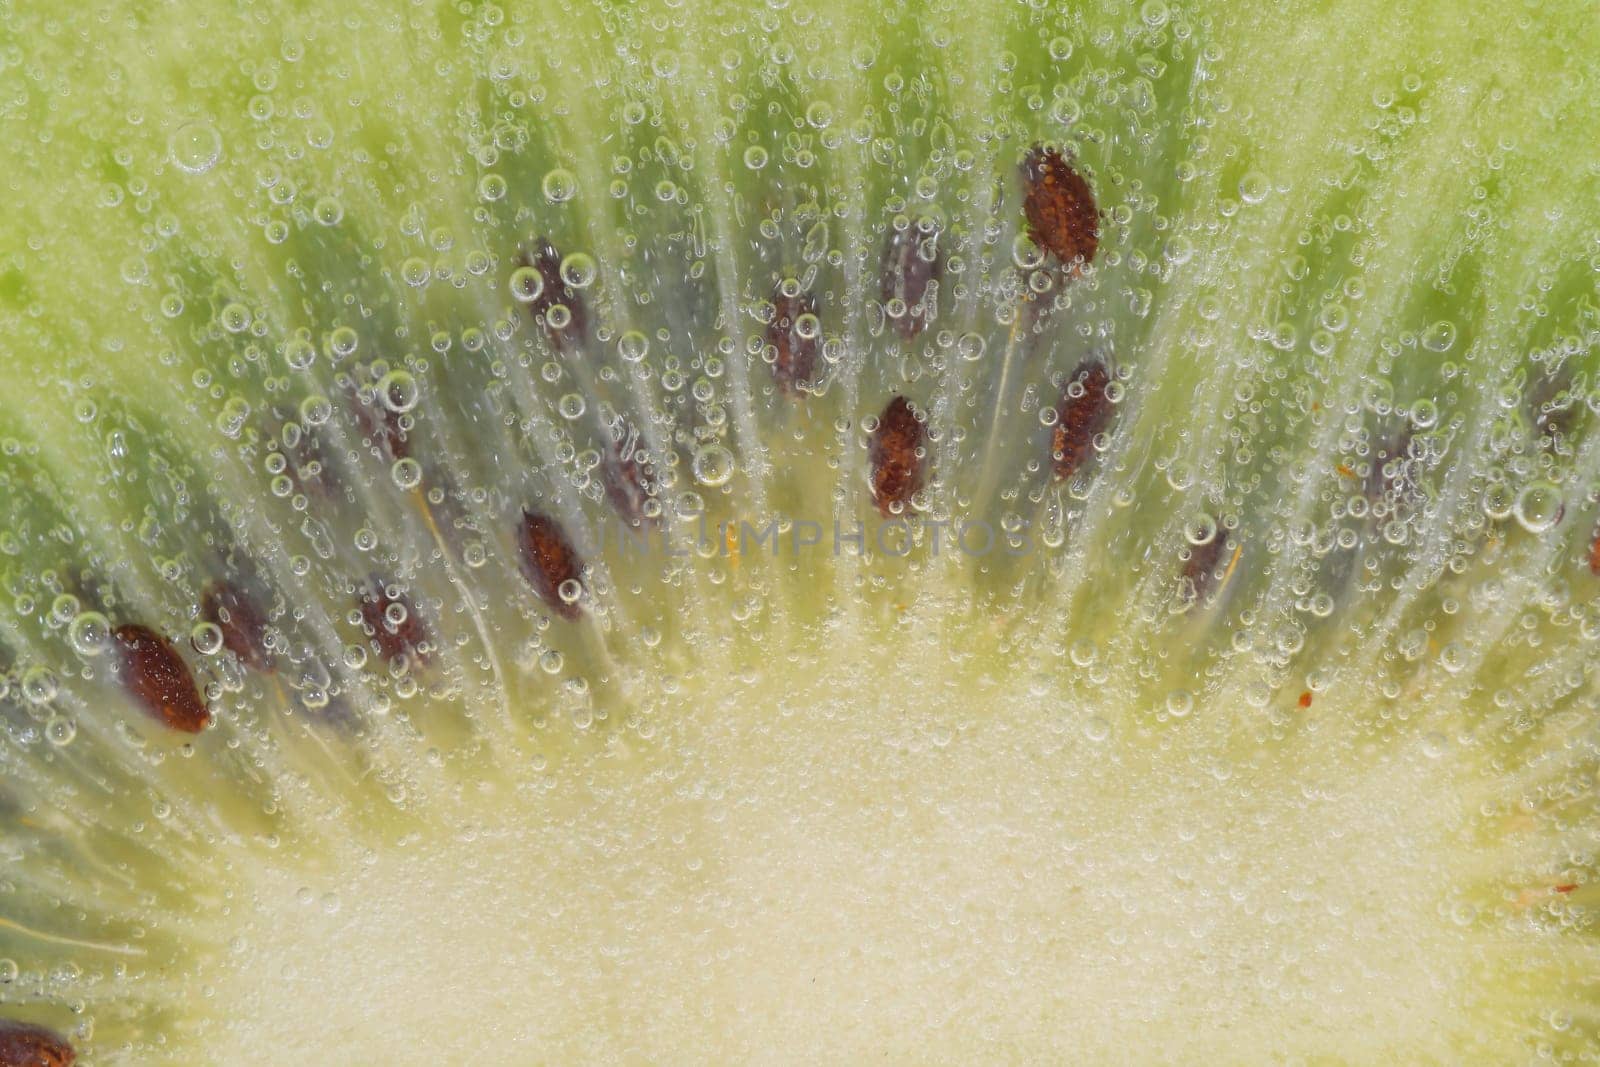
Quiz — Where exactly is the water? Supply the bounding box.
[0,0,1596,1060]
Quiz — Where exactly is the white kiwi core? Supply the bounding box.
[198,616,1550,1064]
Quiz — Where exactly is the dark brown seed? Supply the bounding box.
[1588,524,1600,577]
[601,434,655,527]
[112,624,211,734]
[521,237,587,350]
[278,412,334,498]
[1365,425,1415,503]
[358,579,429,665]
[1180,525,1231,605]
[879,221,942,341]
[349,384,409,462]
[1021,146,1099,271]
[518,510,585,620]
[868,395,928,518]
[0,1021,75,1067]
[1530,367,1580,448]
[767,282,819,394]
[1052,359,1114,481]
[201,582,274,672]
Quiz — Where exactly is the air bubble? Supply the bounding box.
[618,330,650,363]
[379,370,420,414]
[692,444,736,487]
[479,174,507,201]
[44,717,75,746]
[401,257,431,288]
[170,121,222,174]
[191,622,225,656]
[509,266,545,303]
[68,611,111,656]
[220,303,252,333]
[50,595,80,628]
[313,197,344,226]
[330,326,359,358]
[1513,481,1563,533]
[557,393,586,420]
[542,167,578,203]
[1421,321,1457,353]
[284,338,316,371]
[1011,234,1046,270]
[560,252,597,289]
[216,396,250,438]
[22,667,57,705]
[301,394,333,426]
[1183,514,1218,546]
[1238,171,1270,204]
[391,457,423,490]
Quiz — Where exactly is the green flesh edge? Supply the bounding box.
[1,0,1600,1061]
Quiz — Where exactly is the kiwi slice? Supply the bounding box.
[1,0,1597,1060]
